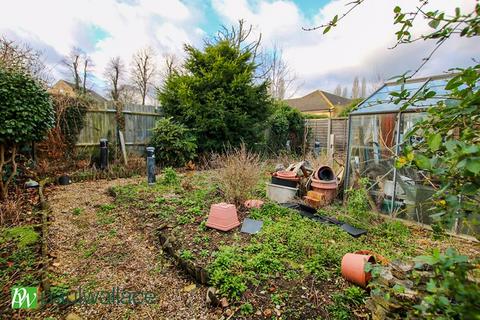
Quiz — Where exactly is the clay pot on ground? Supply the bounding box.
[244,199,264,209]
[206,203,240,231]
[341,253,376,287]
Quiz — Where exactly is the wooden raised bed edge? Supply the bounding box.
[157,225,209,285]
[39,179,52,296]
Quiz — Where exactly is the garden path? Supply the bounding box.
[44,178,215,319]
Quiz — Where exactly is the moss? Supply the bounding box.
[1,226,39,248]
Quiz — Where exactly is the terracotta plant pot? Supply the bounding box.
[310,177,338,205]
[313,165,335,181]
[244,199,264,209]
[206,203,240,231]
[275,170,297,179]
[341,253,376,287]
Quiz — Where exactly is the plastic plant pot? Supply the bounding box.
[266,183,298,203]
[271,176,298,188]
[341,253,376,287]
[206,203,240,231]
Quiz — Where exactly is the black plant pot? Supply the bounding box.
[58,175,71,185]
[271,176,298,188]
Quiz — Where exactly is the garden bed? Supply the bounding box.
[110,169,479,319]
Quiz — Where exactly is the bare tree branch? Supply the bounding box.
[104,56,125,101]
[0,36,52,85]
[131,47,157,105]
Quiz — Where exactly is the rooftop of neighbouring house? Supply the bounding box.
[49,79,108,103]
[284,90,351,113]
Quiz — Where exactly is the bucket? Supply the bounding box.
[266,183,298,203]
[341,253,375,287]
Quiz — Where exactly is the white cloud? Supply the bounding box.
[1,0,477,99]
[0,0,204,95]
[212,0,479,97]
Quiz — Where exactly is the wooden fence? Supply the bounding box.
[305,117,348,155]
[75,104,162,154]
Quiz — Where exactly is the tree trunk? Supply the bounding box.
[0,144,17,201]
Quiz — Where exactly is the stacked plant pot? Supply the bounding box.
[304,165,338,207]
[266,170,299,203]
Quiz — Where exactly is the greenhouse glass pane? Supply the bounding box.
[393,112,436,224]
[352,80,428,114]
[347,113,398,209]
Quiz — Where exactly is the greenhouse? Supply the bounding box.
[344,74,470,232]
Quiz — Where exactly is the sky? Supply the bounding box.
[0,0,478,99]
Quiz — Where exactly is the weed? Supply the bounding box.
[82,243,98,259]
[208,246,248,300]
[155,197,166,204]
[180,250,194,261]
[176,214,194,225]
[198,220,207,231]
[72,207,84,215]
[211,144,263,205]
[327,286,366,320]
[99,203,116,212]
[96,203,116,225]
[271,293,284,305]
[240,302,254,315]
[200,249,210,258]
[163,167,179,185]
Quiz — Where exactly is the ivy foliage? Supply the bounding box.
[266,100,305,154]
[158,40,272,153]
[149,117,197,167]
[51,94,89,153]
[0,68,54,145]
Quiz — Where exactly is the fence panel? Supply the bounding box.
[305,117,348,155]
[75,104,162,154]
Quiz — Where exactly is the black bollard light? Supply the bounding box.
[100,139,108,170]
[314,141,321,157]
[146,147,156,185]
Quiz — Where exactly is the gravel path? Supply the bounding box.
[44,178,216,320]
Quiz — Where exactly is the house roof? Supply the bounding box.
[284,90,351,112]
[51,79,108,103]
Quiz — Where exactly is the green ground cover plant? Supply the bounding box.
[107,167,476,318]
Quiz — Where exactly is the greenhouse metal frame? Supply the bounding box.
[343,74,465,230]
